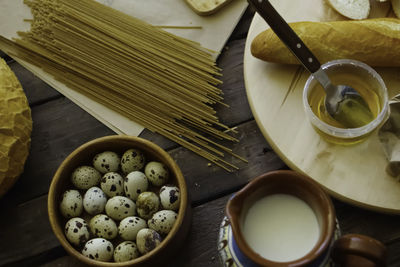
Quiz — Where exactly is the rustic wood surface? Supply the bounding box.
[1,6,400,267]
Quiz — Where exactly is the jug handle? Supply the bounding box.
[331,234,387,267]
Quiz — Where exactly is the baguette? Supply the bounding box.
[251,18,400,67]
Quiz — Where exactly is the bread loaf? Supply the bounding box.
[0,58,32,197]
[251,18,400,67]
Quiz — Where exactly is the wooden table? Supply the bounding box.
[1,7,400,267]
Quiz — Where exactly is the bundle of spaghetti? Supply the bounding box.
[4,0,246,171]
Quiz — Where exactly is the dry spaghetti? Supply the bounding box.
[2,0,246,171]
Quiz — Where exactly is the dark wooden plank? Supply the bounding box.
[8,61,61,106]
[41,256,82,267]
[334,199,400,243]
[387,241,400,267]
[216,39,253,126]
[166,195,230,267]
[2,97,115,205]
[0,195,60,266]
[170,120,286,205]
[228,7,255,42]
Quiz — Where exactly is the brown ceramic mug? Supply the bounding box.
[226,170,386,267]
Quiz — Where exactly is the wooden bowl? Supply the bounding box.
[48,135,191,266]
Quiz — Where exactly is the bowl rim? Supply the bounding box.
[302,59,389,138]
[226,170,336,267]
[48,135,188,266]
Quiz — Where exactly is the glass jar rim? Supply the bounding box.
[302,59,389,138]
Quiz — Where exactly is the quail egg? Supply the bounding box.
[136,192,160,220]
[136,228,162,255]
[82,238,114,262]
[113,241,140,262]
[148,210,178,235]
[124,171,148,201]
[118,216,147,241]
[144,161,169,186]
[159,185,180,211]
[100,172,124,197]
[93,151,120,174]
[65,217,90,247]
[83,187,108,215]
[89,214,118,240]
[71,166,101,189]
[121,148,146,174]
[60,189,83,218]
[105,196,136,221]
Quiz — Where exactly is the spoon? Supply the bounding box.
[248,0,374,128]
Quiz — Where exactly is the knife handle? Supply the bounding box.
[248,0,321,73]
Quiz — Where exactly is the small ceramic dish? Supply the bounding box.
[48,135,191,266]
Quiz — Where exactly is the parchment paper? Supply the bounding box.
[0,0,248,136]
[379,95,400,180]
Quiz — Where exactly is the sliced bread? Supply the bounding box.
[326,0,370,19]
[184,0,233,16]
[392,0,400,18]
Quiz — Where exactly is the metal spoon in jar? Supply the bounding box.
[248,0,374,128]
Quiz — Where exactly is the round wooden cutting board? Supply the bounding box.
[244,0,400,213]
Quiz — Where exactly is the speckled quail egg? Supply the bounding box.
[136,228,162,255]
[65,217,90,247]
[136,192,160,220]
[144,161,169,186]
[121,148,146,174]
[113,241,140,262]
[105,196,136,221]
[71,166,101,190]
[124,171,148,201]
[100,172,124,197]
[82,238,114,262]
[93,151,120,174]
[159,185,180,211]
[118,216,147,241]
[60,189,83,218]
[83,187,107,215]
[148,210,178,235]
[89,214,118,240]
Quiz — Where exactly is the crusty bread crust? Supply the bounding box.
[251,18,400,67]
[0,58,32,197]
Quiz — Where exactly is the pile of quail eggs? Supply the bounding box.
[59,149,181,262]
